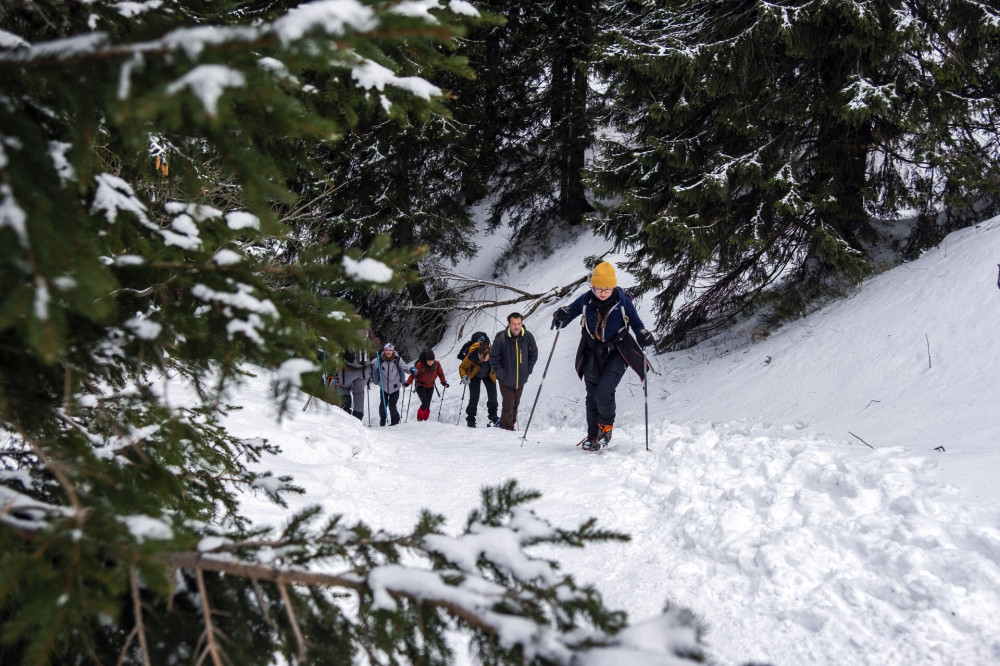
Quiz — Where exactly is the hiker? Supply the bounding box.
[551,261,655,451]
[404,349,449,421]
[458,339,498,428]
[328,348,368,420]
[368,343,406,426]
[489,312,538,431]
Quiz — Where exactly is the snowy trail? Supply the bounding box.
[232,394,1000,666]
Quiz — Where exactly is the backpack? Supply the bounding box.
[343,348,368,368]
[457,331,490,361]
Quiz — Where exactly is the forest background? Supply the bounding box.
[2,1,999,664]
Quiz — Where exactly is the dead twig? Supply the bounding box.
[126,568,152,666]
[279,583,308,663]
[252,579,276,627]
[195,569,226,666]
[848,431,875,449]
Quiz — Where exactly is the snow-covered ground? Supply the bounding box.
[229,216,1000,665]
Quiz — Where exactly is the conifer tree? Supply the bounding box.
[294,116,479,352]
[593,0,1000,346]
[453,0,602,262]
[1,2,720,664]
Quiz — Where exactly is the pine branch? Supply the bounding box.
[163,552,366,591]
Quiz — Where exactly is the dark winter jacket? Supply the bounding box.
[370,353,406,393]
[405,360,446,389]
[564,287,646,382]
[459,342,496,382]
[489,326,538,389]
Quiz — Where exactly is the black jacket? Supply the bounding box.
[489,326,538,389]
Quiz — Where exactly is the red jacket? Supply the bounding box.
[405,360,445,388]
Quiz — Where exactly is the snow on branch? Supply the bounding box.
[0,0,476,66]
[151,481,704,664]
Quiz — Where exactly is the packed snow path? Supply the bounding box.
[232,398,1000,666]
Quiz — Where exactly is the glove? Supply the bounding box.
[551,306,570,330]
[637,328,656,348]
[442,382,450,388]
[409,365,417,374]
[461,376,470,386]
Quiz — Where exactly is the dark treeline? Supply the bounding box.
[302,0,1000,350]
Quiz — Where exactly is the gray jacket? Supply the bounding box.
[370,353,407,393]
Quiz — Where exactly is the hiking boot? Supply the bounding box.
[581,437,603,452]
[466,419,476,428]
[596,423,613,446]
[487,417,500,428]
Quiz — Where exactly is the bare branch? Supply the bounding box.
[275,180,348,226]
[409,270,590,329]
[162,552,365,591]
[195,568,226,666]
[279,583,308,663]
[117,626,140,666]
[130,568,152,666]
[252,579,276,628]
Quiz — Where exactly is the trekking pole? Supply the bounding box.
[375,354,387,426]
[643,350,650,452]
[520,329,560,442]
[437,384,447,421]
[454,382,466,425]
[404,384,413,422]
[365,380,371,426]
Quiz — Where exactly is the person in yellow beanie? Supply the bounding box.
[551,262,655,451]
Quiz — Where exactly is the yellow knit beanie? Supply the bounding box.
[590,262,617,289]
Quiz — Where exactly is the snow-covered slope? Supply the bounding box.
[229,217,1000,665]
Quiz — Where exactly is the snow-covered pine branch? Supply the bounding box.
[157,480,706,665]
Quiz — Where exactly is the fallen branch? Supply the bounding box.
[411,269,590,327]
[847,431,875,449]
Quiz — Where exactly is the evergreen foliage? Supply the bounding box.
[296,116,479,353]
[593,0,1000,346]
[0,1,720,664]
[452,0,601,263]
[252,4,489,351]
[0,1,703,664]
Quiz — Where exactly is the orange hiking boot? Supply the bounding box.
[596,423,613,446]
